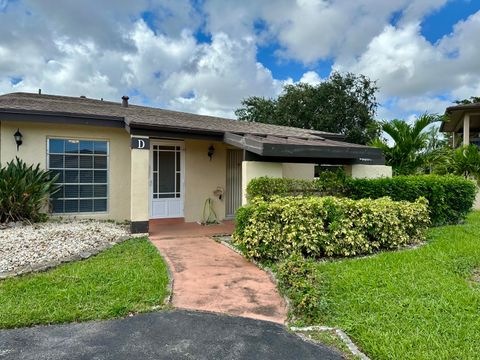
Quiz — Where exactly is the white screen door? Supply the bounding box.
[150,142,184,218]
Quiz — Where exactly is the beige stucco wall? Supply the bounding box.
[241,161,283,204]
[282,163,315,179]
[0,121,131,221]
[344,164,392,179]
[130,138,149,223]
[184,139,227,222]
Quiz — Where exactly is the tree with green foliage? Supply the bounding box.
[235,72,380,144]
[454,96,480,105]
[421,124,450,173]
[370,114,443,175]
[434,144,480,183]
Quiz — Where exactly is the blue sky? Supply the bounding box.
[420,0,480,43]
[1,0,480,120]
[247,0,480,87]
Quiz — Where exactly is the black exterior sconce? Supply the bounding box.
[208,145,215,160]
[14,128,23,151]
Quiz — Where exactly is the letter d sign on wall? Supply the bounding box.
[131,137,150,150]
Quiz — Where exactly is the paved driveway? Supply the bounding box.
[150,236,287,323]
[0,311,343,360]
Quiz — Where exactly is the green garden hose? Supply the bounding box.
[201,198,218,225]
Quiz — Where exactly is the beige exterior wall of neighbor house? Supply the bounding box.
[184,139,227,222]
[282,163,315,179]
[344,164,392,179]
[0,121,131,221]
[474,191,480,210]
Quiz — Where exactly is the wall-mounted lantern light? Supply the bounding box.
[208,145,215,160]
[14,128,23,151]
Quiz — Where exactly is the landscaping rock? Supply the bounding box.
[0,220,130,279]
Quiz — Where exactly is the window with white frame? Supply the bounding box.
[47,138,108,213]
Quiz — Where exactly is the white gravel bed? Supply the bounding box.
[0,220,131,278]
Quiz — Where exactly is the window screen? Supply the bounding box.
[48,138,108,213]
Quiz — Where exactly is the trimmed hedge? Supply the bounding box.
[234,196,430,261]
[246,174,477,226]
[345,175,477,226]
[246,171,346,200]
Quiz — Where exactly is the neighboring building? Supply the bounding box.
[442,102,480,147]
[442,102,480,210]
[0,92,391,233]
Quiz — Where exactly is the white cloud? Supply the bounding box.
[202,0,449,64]
[161,33,284,117]
[298,71,323,85]
[0,8,285,118]
[0,0,479,122]
[334,10,480,117]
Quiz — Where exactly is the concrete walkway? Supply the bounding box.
[0,311,343,360]
[150,224,287,324]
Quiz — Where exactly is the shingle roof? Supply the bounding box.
[445,102,480,113]
[0,92,343,140]
[441,102,480,132]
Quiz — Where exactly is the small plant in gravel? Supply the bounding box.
[0,157,59,223]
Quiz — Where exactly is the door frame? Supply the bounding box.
[149,139,186,219]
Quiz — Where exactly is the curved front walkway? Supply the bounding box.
[150,226,287,324]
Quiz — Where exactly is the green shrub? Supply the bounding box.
[276,254,324,322]
[346,175,477,226]
[246,174,477,226]
[0,157,59,223]
[247,170,347,200]
[233,196,430,261]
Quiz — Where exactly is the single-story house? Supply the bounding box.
[0,92,391,233]
[442,102,480,147]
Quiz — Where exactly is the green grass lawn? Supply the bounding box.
[304,211,480,360]
[0,238,169,329]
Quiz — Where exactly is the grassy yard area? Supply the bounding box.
[300,211,480,359]
[0,238,169,329]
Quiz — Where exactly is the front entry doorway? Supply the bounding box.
[150,141,185,219]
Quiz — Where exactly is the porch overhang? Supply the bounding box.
[223,132,385,165]
[442,104,480,132]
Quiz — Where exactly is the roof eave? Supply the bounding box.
[127,122,224,141]
[0,109,125,128]
[224,132,385,163]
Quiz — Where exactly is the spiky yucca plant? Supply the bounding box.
[0,157,59,223]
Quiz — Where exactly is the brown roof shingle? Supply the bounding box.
[0,92,343,140]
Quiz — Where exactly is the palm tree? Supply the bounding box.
[436,145,480,183]
[371,113,442,175]
[421,124,450,173]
